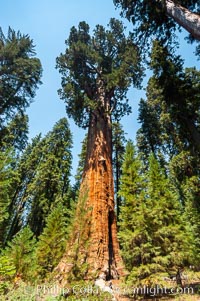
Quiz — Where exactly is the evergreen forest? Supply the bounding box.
[0,1,200,300]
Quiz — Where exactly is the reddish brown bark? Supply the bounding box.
[55,89,124,282]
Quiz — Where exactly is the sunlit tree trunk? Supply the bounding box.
[56,81,124,282]
[165,0,200,40]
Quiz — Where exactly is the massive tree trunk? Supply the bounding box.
[55,83,124,283]
[164,0,200,40]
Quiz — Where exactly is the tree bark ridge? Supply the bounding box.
[55,108,125,282]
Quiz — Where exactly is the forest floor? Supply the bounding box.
[1,277,200,300]
[109,280,200,301]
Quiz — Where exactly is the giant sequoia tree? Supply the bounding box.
[56,18,143,281]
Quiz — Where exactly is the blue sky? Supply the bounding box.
[0,0,199,179]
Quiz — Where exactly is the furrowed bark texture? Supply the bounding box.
[165,0,200,40]
[55,83,124,282]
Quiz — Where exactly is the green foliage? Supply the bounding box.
[5,134,44,241]
[0,149,18,246]
[6,118,73,239]
[0,27,42,143]
[27,118,73,236]
[0,255,16,278]
[112,122,127,219]
[0,27,42,246]
[56,18,143,128]
[74,134,88,191]
[0,254,16,294]
[118,142,194,285]
[0,113,29,152]
[183,176,200,267]
[36,203,69,279]
[137,41,200,272]
[137,41,200,160]
[0,281,36,301]
[113,0,199,50]
[4,226,36,282]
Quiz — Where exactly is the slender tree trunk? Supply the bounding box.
[164,0,200,40]
[55,84,124,282]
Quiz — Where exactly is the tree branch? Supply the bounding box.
[164,0,200,41]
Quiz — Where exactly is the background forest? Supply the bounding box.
[0,0,200,300]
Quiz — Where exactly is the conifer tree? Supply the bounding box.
[27,118,73,236]
[0,149,17,247]
[0,27,41,245]
[183,176,200,267]
[112,122,126,219]
[113,0,200,47]
[118,144,194,285]
[0,254,16,294]
[169,153,200,267]
[145,155,193,276]
[6,118,73,240]
[117,141,147,272]
[56,18,143,280]
[36,203,69,279]
[137,41,200,160]
[0,113,29,153]
[137,41,200,264]
[0,27,42,145]
[4,226,36,281]
[5,135,44,241]
[74,124,126,219]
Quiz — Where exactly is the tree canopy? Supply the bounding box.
[118,142,194,285]
[113,0,200,49]
[137,40,200,161]
[56,18,144,128]
[0,27,42,144]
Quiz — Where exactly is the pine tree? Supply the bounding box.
[145,155,193,278]
[0,113,29,153]
[5,135,44,241]
[4,226,36,282]
[118,144,194,285]
[27,118,73,236]
[0,27,42,145]
[136,41,200,269]
[0,149,18,247]
[36,203,69,279]
[117,141,147,272]
[183,176,200,267]
[6,118,73,240]
[137,41,200,160]
[0,27,42,246]
[0,254,16,294]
